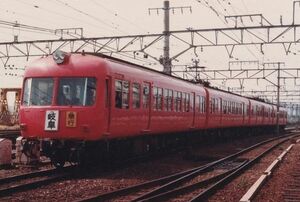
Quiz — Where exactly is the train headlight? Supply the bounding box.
[53,50,66,64]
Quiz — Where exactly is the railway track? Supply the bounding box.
[78,132,299,202]
[0,166,74,197]
[0,129,20,139]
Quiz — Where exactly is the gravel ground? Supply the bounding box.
[0,132,284,201]
[207,138,298,202]
[253,139,300,202]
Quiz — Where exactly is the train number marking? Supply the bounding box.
[44,110,59,131]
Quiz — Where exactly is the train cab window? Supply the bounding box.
[132,83,140,109]
[57,77,96,106]
[143,83,150,109]
[23,78,54,106]
[115,80,129,109]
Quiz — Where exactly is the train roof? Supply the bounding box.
[26,51,281,109]
[85,52,279,107]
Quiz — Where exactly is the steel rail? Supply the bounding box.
[137,160,249,201]
[79,133,296,202]
[189,137,295,201]
[0,166,75,197]
[0,172,71,197]
[0,166,73,186]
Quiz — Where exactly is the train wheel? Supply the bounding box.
[51,150,65,168]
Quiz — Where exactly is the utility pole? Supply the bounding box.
[277,62,280,135]
[163,1,171,75]
[263,62,284,136]
[149,1,191,75]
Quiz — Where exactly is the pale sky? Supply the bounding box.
[0,0,300,104]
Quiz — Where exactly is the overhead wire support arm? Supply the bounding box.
[293,1,300,25]
[224,14,273,27]
[2,22,300,60]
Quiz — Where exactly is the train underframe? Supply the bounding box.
[22,125,286,168]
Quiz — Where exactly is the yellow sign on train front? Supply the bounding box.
[66,111,77,127]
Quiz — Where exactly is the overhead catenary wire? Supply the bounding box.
[3,0,155,65]
[12,0,108,37]
[196,0,260,60]
[53,0,128,35]
[90,0,150,34]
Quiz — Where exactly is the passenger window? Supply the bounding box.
[163,89,173,112]
[197,96,200,113]
[115,80,122,108]
[153,87,158,110]
[164,89,168,112]
[153,87,162,111]
[182,93,186,112]
[174,91,178,112]
[203,96,206,113]
[122,81,129,109]
[190,94,194,112]
[175,92,182,112]
[223,100,227,114]
[210,98,214,113]
[132,83,140,109]
[115,80,129,109]
[157,88,162,111]
[143,83,150,109]
[186,93,190,112]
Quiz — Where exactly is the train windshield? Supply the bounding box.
[22,78,54,106]
[57,77,96,106]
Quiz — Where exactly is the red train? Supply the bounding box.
[19,51,287,166]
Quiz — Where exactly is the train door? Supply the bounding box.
[104,77,111,134]
[142,82,151,132]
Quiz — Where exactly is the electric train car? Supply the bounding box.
[19,51,287,166]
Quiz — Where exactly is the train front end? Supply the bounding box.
[19,51,107,167]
